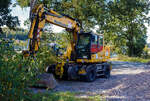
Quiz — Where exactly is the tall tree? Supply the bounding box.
[17,0,107,31]
[103,0,150,56]
[17,0,150,57]
[0,0,19,33]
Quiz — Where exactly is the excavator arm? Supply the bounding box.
[23,4,80,57]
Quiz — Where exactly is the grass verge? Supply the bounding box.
[111,55,150,63]
[30,92,104,101]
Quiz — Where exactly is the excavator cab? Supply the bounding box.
[76,32,104,59]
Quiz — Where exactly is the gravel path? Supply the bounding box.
[33,61,150,101]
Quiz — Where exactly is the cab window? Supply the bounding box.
[99,35,103,46]
[91,35,98,45]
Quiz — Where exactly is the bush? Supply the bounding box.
[36,46,58,72]
[0,38,60,100]
[141,45,150,59]
[0,39,38,100]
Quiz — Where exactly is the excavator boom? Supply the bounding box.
[24,4,80,57]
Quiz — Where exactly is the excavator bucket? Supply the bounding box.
[36,73,58,89]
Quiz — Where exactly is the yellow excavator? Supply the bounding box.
[23,2,111,82]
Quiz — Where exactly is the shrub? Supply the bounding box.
[0,38,60,100]
[0,39,38,100]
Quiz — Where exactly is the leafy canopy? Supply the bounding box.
[17,0,150,57]
[0,0,19,33]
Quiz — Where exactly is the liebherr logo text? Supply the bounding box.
[54,20,67,28]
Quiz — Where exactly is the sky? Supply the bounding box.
[11,1,29,29]
[10,0,64,32]
[10,0,150,43]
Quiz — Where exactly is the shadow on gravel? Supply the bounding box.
[53,70,150,101]
[104,71,150,101]
[31,72,150,101]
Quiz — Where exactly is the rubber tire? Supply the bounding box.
[85,69,96,82]
[104,68,110,78]
[67,66,78,80]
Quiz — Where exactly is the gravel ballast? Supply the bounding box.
[33,61,150,101]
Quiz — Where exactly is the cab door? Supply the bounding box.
[97,35,103,52]
[91,35,103,53]
[91,35,98,53]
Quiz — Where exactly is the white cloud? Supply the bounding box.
[10,4,30,29]
[10,1,63,32]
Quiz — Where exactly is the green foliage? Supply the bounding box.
[31,92,103,101]
[17,0,30,7]
[0,0,19,33]
[16,0,150,57]
[104,0,149,57]
[36,46,58,71]
[0,39,32,100]
[39,31,70,67]
[31,92,82,101]
[0,38,57,100]
[17,0,107,31]
[141,45,150,59]
[55,32,71,48]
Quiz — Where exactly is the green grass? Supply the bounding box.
[111,54,150,63]
[30,92,104,101]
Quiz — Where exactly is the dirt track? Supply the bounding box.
[33,61,150,101]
